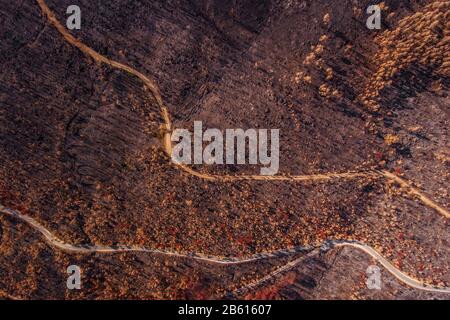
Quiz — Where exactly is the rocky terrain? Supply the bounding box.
[0,0,448,299]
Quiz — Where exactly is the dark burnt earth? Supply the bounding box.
[0,0,448,299]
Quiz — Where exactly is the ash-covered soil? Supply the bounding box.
[0,0,448,299]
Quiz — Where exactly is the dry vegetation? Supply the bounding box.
[361,1,449,111]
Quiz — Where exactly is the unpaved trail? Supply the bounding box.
[1,0,442,295]
[233,249,321,295]
[35,0,449,219]
[34,0,381,182]
[1,204,449,294]
[0,205,314,264]
[235,240,450,295]
[381,170,449,218]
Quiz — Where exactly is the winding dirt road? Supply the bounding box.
[235,240,450,295]
[0,205,313,264]
[35,0,449,219]
[1,204,449,294]
[0,0,446,297]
